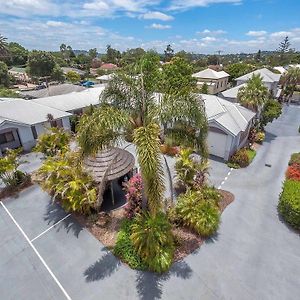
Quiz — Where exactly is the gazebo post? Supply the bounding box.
[110,181,115,206]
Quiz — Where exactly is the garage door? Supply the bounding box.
[207,130,228,158]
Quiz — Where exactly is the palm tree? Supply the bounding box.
[238,74,269,112]
[0,34,9,57]
[77,53,208,216]
[280,67,300,102]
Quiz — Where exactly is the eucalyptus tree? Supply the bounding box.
[77,52,208,216]
[238,74,269,112]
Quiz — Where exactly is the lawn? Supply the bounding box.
[247,149,256,162]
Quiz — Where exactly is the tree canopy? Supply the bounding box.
[27,51,56,78]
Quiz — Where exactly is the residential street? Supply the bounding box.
[0,104,299,300]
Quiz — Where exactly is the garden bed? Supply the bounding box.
[75,189,234,263]
[0,176,33,201]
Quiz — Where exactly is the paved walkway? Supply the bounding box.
[0,104,299,300]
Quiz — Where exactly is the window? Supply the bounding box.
[0,131,15,144]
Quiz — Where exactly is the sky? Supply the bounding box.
[0,0,300,54]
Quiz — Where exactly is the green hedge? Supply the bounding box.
[278,180,300,230]
[113,220,146,270]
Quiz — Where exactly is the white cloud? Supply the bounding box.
[169,0,242,11]
[246,30,267,37]
[142,11,174,21]
[201,36,217,42]
[147,23,172,30]
[197,29,226,35]
[270,31,291,38]
[46,20,68,27]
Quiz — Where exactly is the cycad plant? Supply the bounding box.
[238,74,269,112]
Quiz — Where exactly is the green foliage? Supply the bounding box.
[114,219,146,270]
[134,123,165,216]
[289,153,300,165]
[255,132,265,144]
[0,88,20,98]
[105,45,121,64]
[224,63,255,82]
[281,67,300,101]
[51,64,65,82]
[131,212,174,273]
[37,151,97,214]
[200,82,209,94]
[175,148,209,189]
[238,74,269,111]
[5,42,28,66]
[120,48,145,66]
[28,50,56,77]
[176,189,220,237]
[0,61,10,87]
[34,127,71,157]
[278,179,300,230]
[247,149,256,162]
[260,99,282,128]
[0,34,9,58]
[229,148,250,167]
[160,57,196,94]
[0,148,26,187]
[66,71,81,83]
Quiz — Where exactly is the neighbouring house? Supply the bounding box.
[30,86,106,115]
[274,66,287,74]
[96,74,114,83]
[8,67,30,83]
[100,63,119,71]
[62,67,86,76]
[219,83,247,102]
[235,68,281,97]
[192,68,230,94]
[19,83,86,99]
[201,94,256,160]
[0,99,71,156]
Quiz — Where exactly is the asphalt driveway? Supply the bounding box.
[0,104,299,300]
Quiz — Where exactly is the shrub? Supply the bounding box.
[278,180,300,230]
[0,148,27,187]
[286,164,300,181]
[37,151,97,214]
[34,127,71,157]
[131,212,174,273]
[176,189,220,237]
[255,131,265,144]
[289,153,300,165]
[114,220,146,270]
[202,186,222,206]
[123,174,143,219]
[229,148,250,168]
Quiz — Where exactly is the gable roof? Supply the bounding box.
[0,99,71,126]
[31,86,105,112]
[220,83,246,99]
[235,68,281,83]
[193,68,229,80]
[200,94,255,136]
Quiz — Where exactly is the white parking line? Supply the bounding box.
[218,168,234,189]
[0,201,72,300]
[31,214,71,242]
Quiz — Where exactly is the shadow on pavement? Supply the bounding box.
[264,131,277,143]
[83,249,193,300]
[44,202,83,237]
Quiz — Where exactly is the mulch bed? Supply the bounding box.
[0,177,33,201]
[75,189,235,262]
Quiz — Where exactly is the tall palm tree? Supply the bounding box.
[77,53,208,216]
[280,67,300,102]
[238,74,269,112]
[0,34,9,57]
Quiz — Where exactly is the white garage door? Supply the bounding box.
[207,131,228,158]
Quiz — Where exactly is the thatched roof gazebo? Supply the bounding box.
[84,147,135,209]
